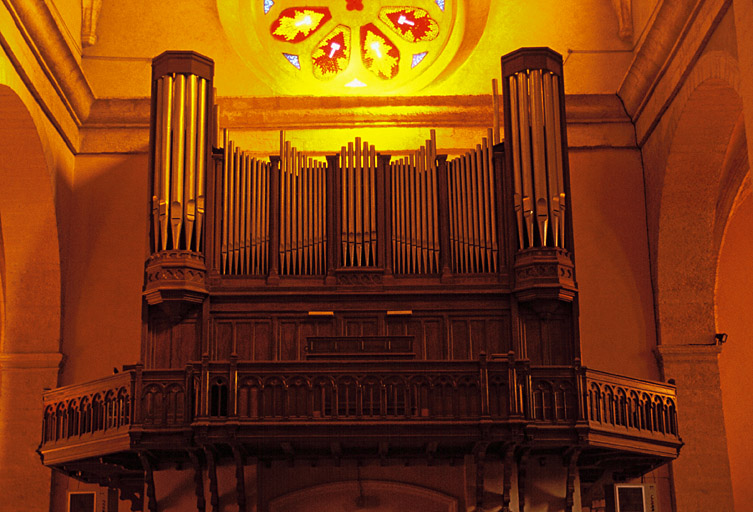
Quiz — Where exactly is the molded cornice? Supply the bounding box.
[2,0,94,126]
[619,0,732,145]
[619,0,696,117]
[81,94,635,154]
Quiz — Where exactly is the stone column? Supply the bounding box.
[0,352,62,512]
[657,344,734,512]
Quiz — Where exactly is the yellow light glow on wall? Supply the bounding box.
[217,0,491,95]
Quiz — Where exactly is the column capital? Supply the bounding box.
[0,352,62,370]
[656,343,723,364]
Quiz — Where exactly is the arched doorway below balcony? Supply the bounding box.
[269,480,458,512]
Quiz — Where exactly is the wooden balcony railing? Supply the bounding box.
[40,358,681,459]
[584,369,679,438]
[41,373,133,445]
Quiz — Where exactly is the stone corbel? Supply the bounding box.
[611,0,633,40]
[82,0,103,48]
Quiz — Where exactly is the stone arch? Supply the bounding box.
[715,173,753,511]
[268,480,458,512]
[0,83,62,512]
[656,51,743,346]
[0,84,61,355]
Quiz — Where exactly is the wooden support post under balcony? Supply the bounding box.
[138,452,157,512]
[233,446,247,512]
[187,450,206,512]
[204,446,219,512]
[502,445,514,512]
[476,452,485,510]
[565,448,580,512]
[517,449,529,512]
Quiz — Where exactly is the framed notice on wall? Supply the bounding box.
[68,492,95,512]
[611,484,658,512]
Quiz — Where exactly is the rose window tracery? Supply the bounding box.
[218,0,488,94]
[262,0,455,91]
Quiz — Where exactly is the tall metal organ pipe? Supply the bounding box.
[501,48,570,251]
[149,51,214,255]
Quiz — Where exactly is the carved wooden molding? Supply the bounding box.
[513,247,577,302]
[81,0,103,47]
[143,250,208,307]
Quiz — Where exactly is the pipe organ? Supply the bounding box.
[446,129,498,274]
[220,130,271,276]
[144,52,214,308]
[390,132,439,274]
[150,53,213,254]
[280,136,327,275]
[40,49,682,512]
[339,138,378,268]
[144,48,577,361]
[503,50,569,251]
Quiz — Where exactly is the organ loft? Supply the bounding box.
[38,47,682,512]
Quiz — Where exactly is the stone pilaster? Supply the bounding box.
[0,352,62,512]
[657,344,734,512]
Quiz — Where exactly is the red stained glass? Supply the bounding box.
[270,7,332,43]
[312,26,351,79]
[360,24,400,79]
[379,7,439,43]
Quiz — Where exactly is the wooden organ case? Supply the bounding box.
[39,49,682,512]
[142,49,579,369]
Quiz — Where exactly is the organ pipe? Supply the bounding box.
[502,49,569,251]
[340,138,378,268]
[389,132,440,274]
[276,134,327,275]
[447,134,498,273]
[150,52,213,255]
[219,130,271,276]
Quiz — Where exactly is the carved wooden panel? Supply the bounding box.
[386,315,444,359]
[208,311,509,362]
[342,316,379,336]
[212,316,335,360]
[147,311,200,368]
[521,306,572,365]
[213,320,233,360]
[449,316,510,360]
[235,320,274,360]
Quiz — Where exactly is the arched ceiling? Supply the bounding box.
[81,0,635,98]
[217,0,489,95]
